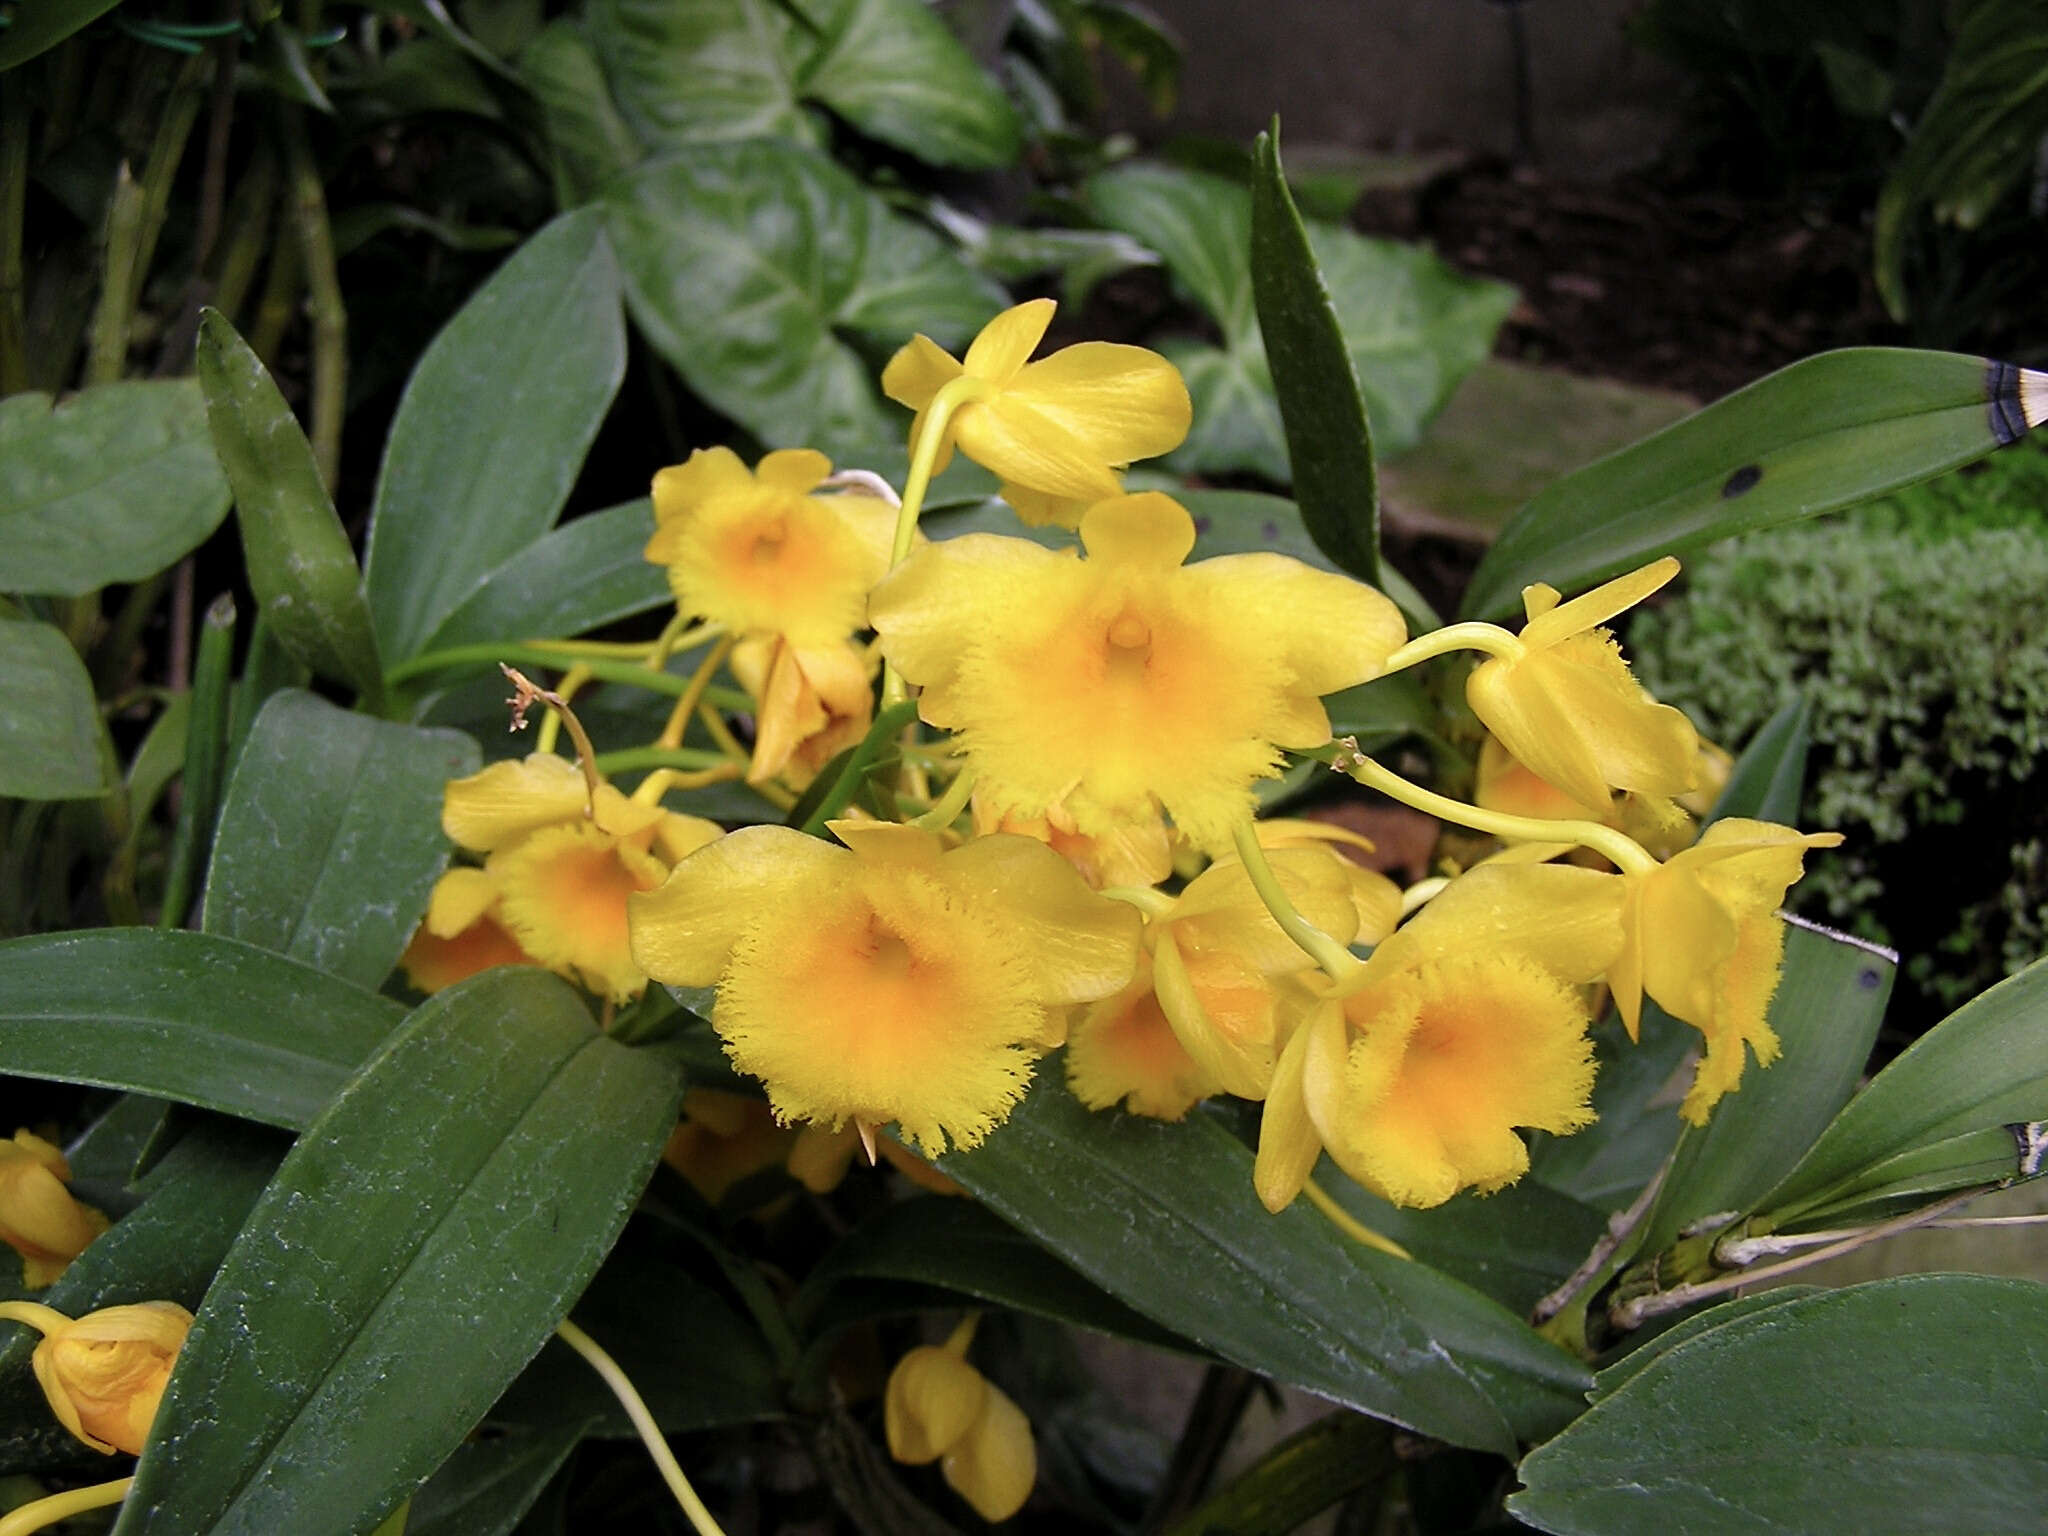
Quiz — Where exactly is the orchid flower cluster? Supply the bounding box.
[385,297,1837,1222]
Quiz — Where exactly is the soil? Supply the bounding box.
[1353,157,1897,405]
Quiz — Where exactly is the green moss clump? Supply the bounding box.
[1630,444,2048,1030]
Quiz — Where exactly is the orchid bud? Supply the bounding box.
[31,1301,193,1455]
[0,1131,108,1289]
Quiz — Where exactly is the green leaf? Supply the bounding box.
[797,0,1019,168]
[1177,487,1440,629]
[796,1196,1194,1351]
[0,618,109,799]
[1083,164,1255,342]
[939,1079,1591,1454]
[587,0,816,150]
[1525,1006,1692,1210]
[407,1424,584,1536]
[0,0,123,69]
[1703,695,1810,829]
[1170,343,1289,482]
[1758,956,2048,1229]
[0,382,231,595]
[364,208,627,665]
[1250,125,1380,585]
[1460,348,2039,621]
[605,141,1004,458]
[520,20,643,204]
[118,969,681,1536]
[421,499,669,652]
[1588,1288,1823,1402]
[194,310,383,700]
[200,690,477,989]
[1632,923,1895,1257]
[0,928,402,1130]
[1510,1276,2048,1535]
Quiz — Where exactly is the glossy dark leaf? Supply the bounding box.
[0,0,124,68]
[422,499,669,652]
[201,690,476,988]
[117,970,681,1536]
[0,928,401,1130]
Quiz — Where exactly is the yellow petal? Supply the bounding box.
[881,333,963,410]
[1183,553,1407,704]
[1520,556,1681,648]
[942,834,1143,1006]
[886,1344,987,1465]
[631,826,845,986]
[1680,913,1786,1125]
[943,1383,1036,1521]
[961,297,1055,383]
[31,1301,191,1456]
[650,446,752,525]
[1373,861,1625,984]
[1000,481,1097,530]
[955,394,1127,502]
[1151,928,1279,1100]
[0,1143,107,1288]
[755,447,832,494]
[1067,956,1216,1120]
[1466,653,1618,812]
[1531,637,1700,795]
[1005,342,1192,464]
[442,754,589,853]
[492,822,668,1002]
[1078,492,1196,568]
[1169,849,1361,974]
[1253,1014,1325,1213]
[424,867,500,937]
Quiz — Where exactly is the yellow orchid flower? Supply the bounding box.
[645,446,895,649]
[429,754,721,1003]
[398,867,536,995]
[974,798,1174,890]
[1256,862,1624,1211]
[1610,817,1843,1124]
[885,1318,1035,1523]
[629,821,1141,1156]
[0,1132,108,1289]
[662,1089,800,1207]
[1465,558,1700,811]
[881,298,1191,503]
[1475,735,1698,861]
[22,1300,192,1456]
[1066,951,1222,1121]
[729,634,874,788]
[870,492,1407,853]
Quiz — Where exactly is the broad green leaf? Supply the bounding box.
[0,382,230,595]
[161,596,238,930]
[797,0,1020,168]
[492,1231,784,1436]
[1588,1288,1823,1401]
[0,0,123,69]
[0,1121,282,1475]
[796,1196,1193,1351]
[939,1079,1591,1454]
[1461,348,2040,621]
[201,690,477,988]
[408,1424,584,1536]
[118,969,681,1536]
[1758,956,2048,1229]
[1251,126,1380,584]
[605,142,1004,458]
[1632,923,1895,1256]
[364,208,627,664]
[1702,695,1810,830]
[587,0,815,149]
[422,499,669,652]
[1171,343,1289,482]
[1510,1276,2048,1535]
[0,928,402,1129]
[1321,1175,1608,1316]
[63,1093,176,1183]
[1083,163,1255,341]
[194,310,383,700]
[0,618,108,799]
[520,20,643,204]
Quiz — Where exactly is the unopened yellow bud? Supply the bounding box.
[942,1380,1035,1522]
[0,1131,108,1288]
[882,1318,1035,1521]
[30,1301,193,1455]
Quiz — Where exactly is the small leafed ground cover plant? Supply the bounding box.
[6,6,2048,1535]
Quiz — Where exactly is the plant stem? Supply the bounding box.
[554,1321,729,1536]
[87,163,146,385]
[0,86,31,395]
[1378,620,1521,674]
[127,52,209,317]
[0,1478,132,1536]
[907,764,976,831]
[1229,820,1365,987]
[880,376,991,705]
[284,111,345,490]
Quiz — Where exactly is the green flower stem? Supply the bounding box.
[207,147,278,328]
[126,51,208,318]
[1378,620,1521,674]
[1101,885,1176,918]
[1332,741,1657,876]
[386,642,750,714]
[0,1478,132,1536]
[908,763,976,831]
[87,163,146,386]
[594,746,730,775]
[283,110,345,490]
[881,375,993,708]
[1,86,32,394]
[555,1320,729,1536]
[1229,819,1366,987]
[1300,1178,1410,1260]
[248,220,302,367]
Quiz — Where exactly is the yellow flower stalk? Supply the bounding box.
[1465,558,1700,810]
[881,298,1191,503]
[885,1318,1035,1523]
[1256,862,1624,1212]
[3,1300,193,1456]
[629,821,1141,1155]
[645,447,895,647]
[429,753,721,1003]
[0,1133,108,1289]
[1610,817,1843,1124]
[729,634,875,788]
[870,492,1406,852]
